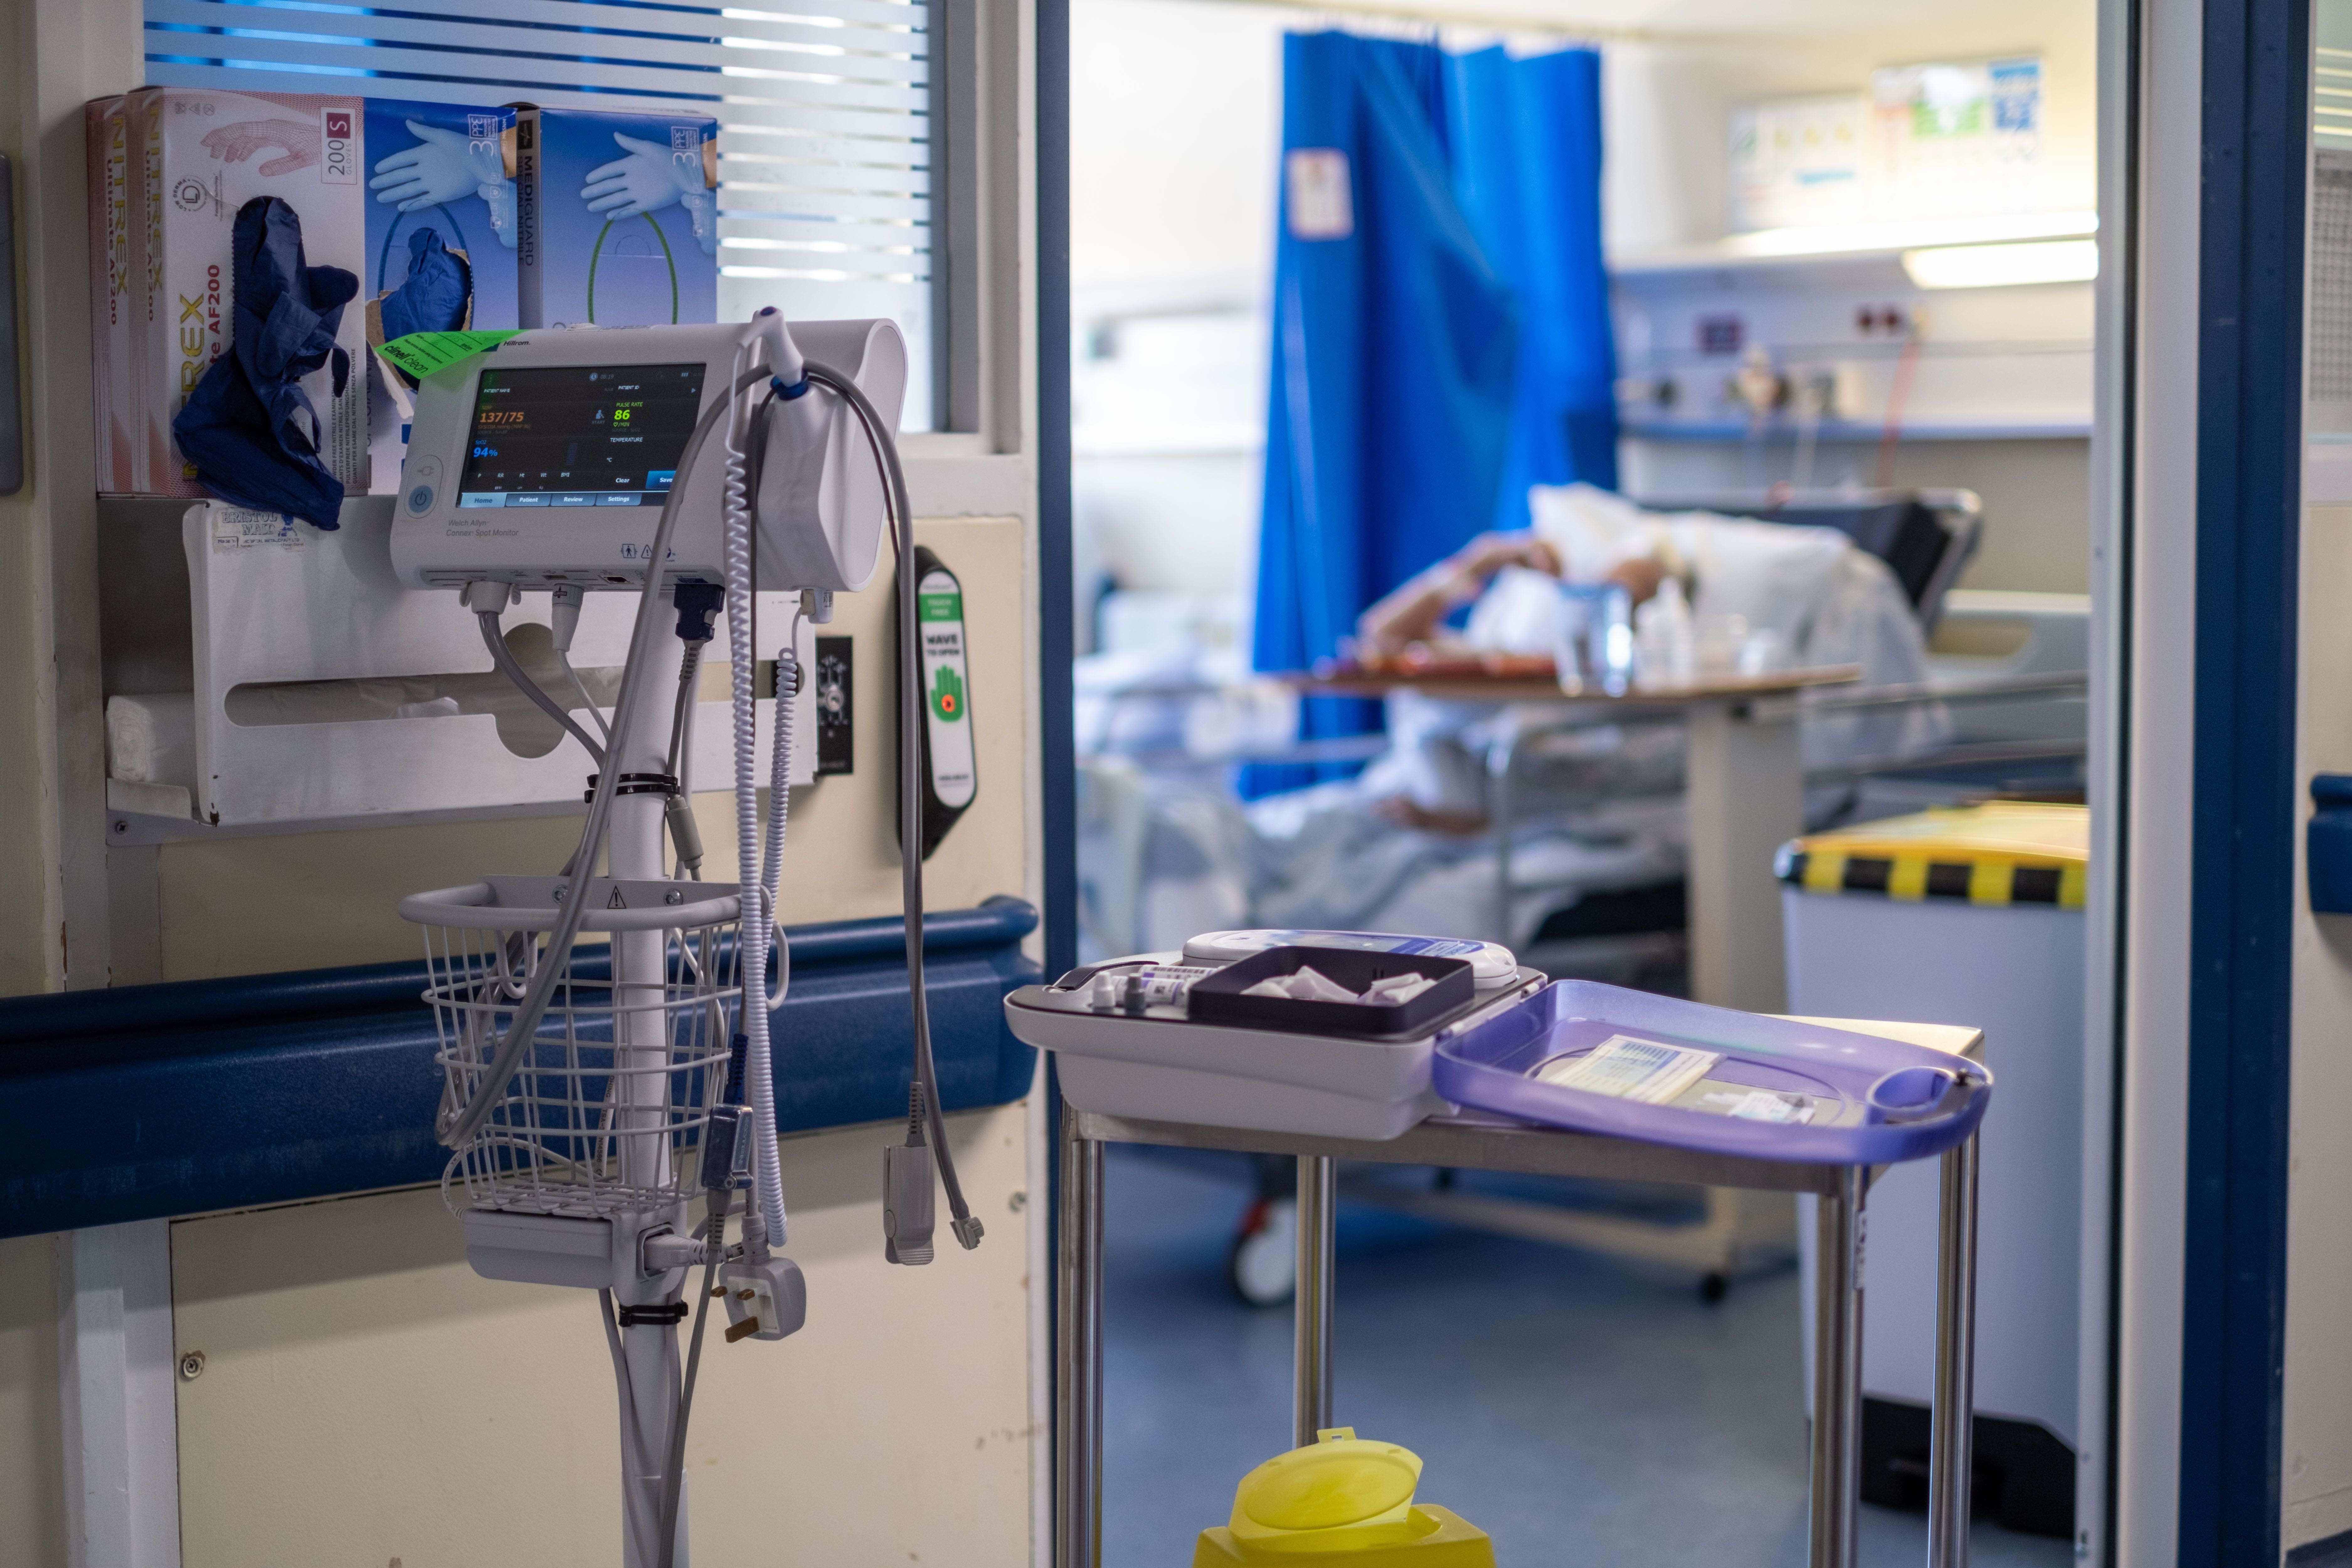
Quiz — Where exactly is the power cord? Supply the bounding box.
[654,1189,725,1568]
[599,1286,663,1568]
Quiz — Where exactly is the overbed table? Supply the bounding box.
[1283,666,1860,1014]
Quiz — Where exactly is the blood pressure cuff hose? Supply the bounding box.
[171,196,358,531]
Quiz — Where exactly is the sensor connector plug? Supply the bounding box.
[882,1143,936,1266]
[673,582,724,643]
[548,583,585,655]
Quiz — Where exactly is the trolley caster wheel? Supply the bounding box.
[1227,1196,1298,1306]
[1698,1271,1730,1305]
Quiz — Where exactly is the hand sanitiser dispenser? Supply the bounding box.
[390,312,975,1568]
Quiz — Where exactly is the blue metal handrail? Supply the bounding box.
[0,897,1039,1239]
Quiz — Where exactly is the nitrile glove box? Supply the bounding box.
[362,101,520,338]
[516,107,719,329]
[361,100,520,481]
[130,91,518,502]
[84,96,137,493]
[138,87,372,499]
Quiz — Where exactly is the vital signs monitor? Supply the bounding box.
[390,316,905,592]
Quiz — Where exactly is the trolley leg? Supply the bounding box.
[1056,1107,1104,1568]
[1491,736,1517,941]
[1930,1133,1981,1568]
[1810,1166,1864,1568]
[1294,1154,1337,1447]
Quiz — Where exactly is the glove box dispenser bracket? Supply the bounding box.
[96,495,813,838]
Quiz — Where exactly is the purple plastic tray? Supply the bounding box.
[1433,981,1992,1166]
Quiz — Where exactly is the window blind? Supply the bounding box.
[2322,48,2352,151]
[143,0,937,426]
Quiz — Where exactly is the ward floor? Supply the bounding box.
[1099,1147,2071,1567]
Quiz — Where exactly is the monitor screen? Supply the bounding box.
[455,363,708,511]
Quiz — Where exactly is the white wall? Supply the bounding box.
[1604,1,2099,596]
[1072,0,2103,286]
[1602,4,2099,258]
[166,1109,1035,1566]
[1067,0,1286,643]
[1069,0,1283,310]
[0,1235,67,1564]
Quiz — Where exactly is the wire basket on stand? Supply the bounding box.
[400,875,746,1221]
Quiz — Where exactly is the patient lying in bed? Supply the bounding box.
[1081,485,1949,957]
[1346,483,1946,828]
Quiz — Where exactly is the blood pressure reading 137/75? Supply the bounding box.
[456,363,707,511]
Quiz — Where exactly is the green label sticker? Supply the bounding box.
[377,329,520,380]
[917,590,962,623]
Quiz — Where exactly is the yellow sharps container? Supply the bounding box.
[1192,1428,1495,1565]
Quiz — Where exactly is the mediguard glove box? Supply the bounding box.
[515,107,720,330]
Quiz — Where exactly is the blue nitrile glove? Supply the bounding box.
[370,119,505,210]
[379,227,473,342]
[172,196,358,531]
[581,132,705,219]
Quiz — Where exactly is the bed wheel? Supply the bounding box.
[1227,1196,1298,1306]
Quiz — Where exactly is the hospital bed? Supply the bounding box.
[1078,489,2090,968]
[1073,490,2088,1301]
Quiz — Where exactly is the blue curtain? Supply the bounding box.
[1246,34,1615,797]
[1445,45,1618,529]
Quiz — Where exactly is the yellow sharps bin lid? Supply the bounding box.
[1775,801,2088,909]
[1195,1429,1496,1565]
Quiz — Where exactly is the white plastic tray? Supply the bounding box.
[1005,953,1547,1141]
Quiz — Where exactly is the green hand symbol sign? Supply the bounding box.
[931,665,965,723]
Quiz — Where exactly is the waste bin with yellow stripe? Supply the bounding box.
[1780,801,2087,1541]
[1776,800,2088,909]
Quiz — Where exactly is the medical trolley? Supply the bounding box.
[1014,950,1989,1568]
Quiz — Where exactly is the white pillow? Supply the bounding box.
[1528,481,1852,647]
[1661,514,1849,646]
